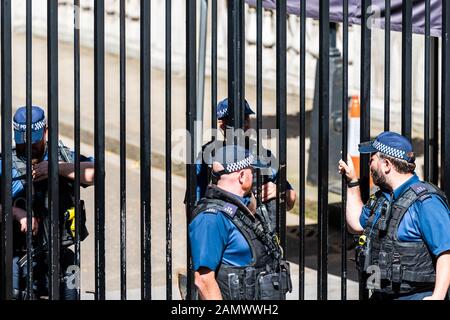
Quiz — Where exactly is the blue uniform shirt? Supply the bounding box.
[0,149,94,198]
[189,194,253,271]
[360,174,450,257]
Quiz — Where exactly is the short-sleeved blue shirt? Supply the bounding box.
[0,148,94,199]
[189,194,253,272]
[360,174,450,257]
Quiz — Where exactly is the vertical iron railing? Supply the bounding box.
[341,0,349,301]
[140,0,152,301]
[165,0,173,301]
[256,0,263,207]
[119,0,127,301]
[276,0,288,254]
[212,0,218,133]
[228,1,243,130]
[47,0,60,301]
[317,0,330,301]
[360,1,372,208]
[359,0,372,301]
[0,0,13,301]
[210,0,217,187]
[74,0,82,301]
[94,0,106,301]
[430,37,439,185]
[299,0,306,301]
[442,0,450,199]
[384,0,391,131]
[186,0,197,301]
[401,1,413,139]
[25,0,34,301]
[239,1,246,126]
[424,0,431,182]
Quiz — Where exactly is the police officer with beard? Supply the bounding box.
[339,132,450,300]
[189,145,292,300]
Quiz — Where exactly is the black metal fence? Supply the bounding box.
[0,0,449,301]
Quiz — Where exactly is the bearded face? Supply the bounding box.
[369,153,390,191]
[371,165,389,190]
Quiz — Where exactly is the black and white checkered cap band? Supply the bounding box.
[13,118,46,132]
[225,154,255,173]
[373,140,409,161]
[217,108,228,119]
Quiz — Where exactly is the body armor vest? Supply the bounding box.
[11,142,88,256]
[192,185,292,300]
[362,181,449,295]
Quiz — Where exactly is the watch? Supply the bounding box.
[347,180,360,188]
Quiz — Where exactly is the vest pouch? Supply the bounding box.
[378,251,391,279]
[244,267,256,300]
[391,253,402,283]
[363,239,372,271]
[378,251,389,265]
[356,242,371,272]
[256,263,292,300]
[355,245,365,272]
[228,273,241,300]
[391,264,402,283]
[61,200,89,248]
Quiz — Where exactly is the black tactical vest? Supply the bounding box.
[192,185,292,300]
[363,181,449,295]
[11,142,88,253]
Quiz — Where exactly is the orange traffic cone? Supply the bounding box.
[348,96,361,178]
[348,95,374,188]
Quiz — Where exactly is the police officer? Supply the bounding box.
[339,131,450,300]
[0,106,94,300]
[195,98,296,229]
[189,145,292,300]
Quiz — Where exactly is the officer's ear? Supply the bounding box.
[238,170,244,181]
[381,157,393,174]
[238,170,248,185]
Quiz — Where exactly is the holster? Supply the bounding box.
[256,261,292,300]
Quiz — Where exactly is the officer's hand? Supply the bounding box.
[338,155,358,182]
[33,161,49,182]
[19,217,39,236]
[262,182,277,202]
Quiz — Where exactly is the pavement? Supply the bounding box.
[10,33,363,300]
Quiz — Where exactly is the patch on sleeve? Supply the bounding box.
[202,208,219,215]
[410,183,428,196]
[221,203,238,218]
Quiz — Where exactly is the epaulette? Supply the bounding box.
[409,183,432,202]
[221,203,238,219]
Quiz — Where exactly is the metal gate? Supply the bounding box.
[1,0,449,301]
